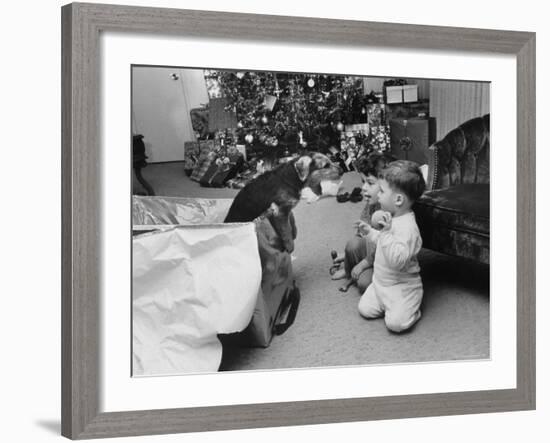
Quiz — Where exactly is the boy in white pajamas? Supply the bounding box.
[356,160,426,333]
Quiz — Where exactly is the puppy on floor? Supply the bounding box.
[224,153,341,253]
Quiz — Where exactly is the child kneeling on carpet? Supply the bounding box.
[357,160,426,333]
[331,152,394,292]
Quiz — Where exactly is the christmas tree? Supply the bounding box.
[204,70,366,156]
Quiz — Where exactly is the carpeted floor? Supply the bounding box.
[134,162,490,371]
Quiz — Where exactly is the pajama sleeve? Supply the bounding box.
[379,235,411,270]
[366,228,380,243]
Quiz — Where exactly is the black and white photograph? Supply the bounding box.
[131,66,490,377]
[2,0,544,440]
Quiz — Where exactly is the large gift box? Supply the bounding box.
[384,84,419,104]
[132,196,299,375]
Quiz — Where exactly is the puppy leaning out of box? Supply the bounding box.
[356,160,426,333]
[224,153,342,253]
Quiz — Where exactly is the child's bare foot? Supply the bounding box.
[339,280,355,292]
[331,268,347,280]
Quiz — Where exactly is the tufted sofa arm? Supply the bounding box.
[426,114,490,191]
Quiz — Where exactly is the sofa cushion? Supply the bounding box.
[432,114,490,189]
[414,184,490,264]
[414,184,489,235]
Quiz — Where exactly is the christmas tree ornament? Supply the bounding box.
[264,94,277,111]
[307,78,315,88]
[336,122,344,132]
[245,133,254,144]
[273,75,282,98]
[261,115,268,124]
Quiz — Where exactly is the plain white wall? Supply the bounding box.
[2,1,546,443]
[132,66,208,162]
[429,80,490,139]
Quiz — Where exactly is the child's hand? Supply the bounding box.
[351,260,369,280]
[354,220,370,236]
[378,212,393,231]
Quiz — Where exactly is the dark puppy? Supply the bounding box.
[224,153,340,252]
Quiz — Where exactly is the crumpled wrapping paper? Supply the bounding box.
[133,195,233,228]
[132,197,261,376]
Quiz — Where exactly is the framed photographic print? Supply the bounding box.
[61,2,535,439]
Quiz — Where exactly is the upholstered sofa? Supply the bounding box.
[413,114,490,264]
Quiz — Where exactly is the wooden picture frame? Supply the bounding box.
[61,2,535,439]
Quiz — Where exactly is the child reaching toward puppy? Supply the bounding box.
[357,160,426,333]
